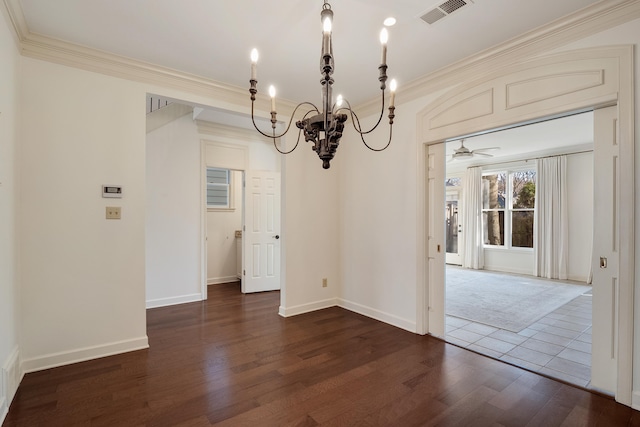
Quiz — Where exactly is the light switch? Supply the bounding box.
[106,207,121,219]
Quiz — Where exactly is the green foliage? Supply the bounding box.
[514,181,536,209]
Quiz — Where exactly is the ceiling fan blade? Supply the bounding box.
[473,147,500,153]
[474,152,494,157]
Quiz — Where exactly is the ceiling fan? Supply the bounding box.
[448,139,499,161]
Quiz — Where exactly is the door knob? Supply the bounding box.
[273,235,280,239]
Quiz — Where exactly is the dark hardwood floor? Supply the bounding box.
[4,282,639,426]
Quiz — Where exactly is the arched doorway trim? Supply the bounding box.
[415,45,634,405]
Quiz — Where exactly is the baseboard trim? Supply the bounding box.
[632,390,640,411]
[1,346,21,424]
[21,336,149,374]
[146,293,202,309]
[279,298,338,317]
[207,276,240,285]
[0,395,5,426]
[278,298,416,333]
[337,299,416,333]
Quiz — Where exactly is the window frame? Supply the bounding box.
[206,167,236,212]
[481,165,536,250]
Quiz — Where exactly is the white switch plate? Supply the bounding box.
[106,207,121,219]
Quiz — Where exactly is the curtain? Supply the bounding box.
[534,155,568,279]
[461,166,484,269]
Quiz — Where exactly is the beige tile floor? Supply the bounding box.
[445,280,593,388]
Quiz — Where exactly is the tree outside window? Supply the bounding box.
[482,173,506,246]
[482,170,535,248]
[511,171,536,247]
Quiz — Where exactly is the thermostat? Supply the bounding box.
[102,185,123,198]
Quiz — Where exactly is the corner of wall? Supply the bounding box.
[1,346,22,424]
[632,390,640,411]
[278,298,338,317]
[337,298,417,333]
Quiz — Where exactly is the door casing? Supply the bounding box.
[416,46,634,405]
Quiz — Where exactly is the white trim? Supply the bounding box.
[632,390,640,411]
[416,45,634,406]
[207,276,239,285]
[278,298,338,317]
[196,120,272,143]
[146,293,202,309]
[200,142,207,302]
[358,0,640,116]
[1,346,21,425]
[202,140,250,172]
[278,297,416,333]
[20,337,149,374]
[337,299,416,333]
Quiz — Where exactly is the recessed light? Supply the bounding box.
[384,17,396,27]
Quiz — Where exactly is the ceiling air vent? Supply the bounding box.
[421,0,473,25]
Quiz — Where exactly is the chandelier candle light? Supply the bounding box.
[249,0,397,169]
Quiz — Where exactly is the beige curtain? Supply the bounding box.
[461,166,484,269]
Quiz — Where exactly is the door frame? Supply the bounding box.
[199,134,282,300]
[416,46,634,405]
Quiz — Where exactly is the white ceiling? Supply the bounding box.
[445,111,594,174]
[18,0,601,105]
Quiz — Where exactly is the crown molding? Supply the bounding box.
[3,0,639,117]
[2,0,27,46]
[196,119,274,144]
[356,0,640,115]
[2,0,299,115]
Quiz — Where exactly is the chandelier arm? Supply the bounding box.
[272,109,317,154]
[250,100,321,140]
[348,109,393,152]
[336,91,386,136]
[272,128,302,155]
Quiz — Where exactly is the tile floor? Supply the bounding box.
[446,289,593,388]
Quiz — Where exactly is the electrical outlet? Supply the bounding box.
[322,278,328,287]
[106,206,121,219]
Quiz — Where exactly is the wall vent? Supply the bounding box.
[421,0,473,25]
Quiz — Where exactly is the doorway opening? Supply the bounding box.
[442,112,595,387]
[145,94,282,312]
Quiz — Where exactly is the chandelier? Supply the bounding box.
[249,0,397,169]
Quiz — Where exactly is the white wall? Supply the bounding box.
[146,113,202,307]
[337,95,436,331]
[280,138,341,316]
[0,7,21,421]
[483,248,534,275]
[207,170,242,284]
[19,58,149,372]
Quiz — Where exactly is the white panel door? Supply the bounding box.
[242,171,281,293]
[427,143,446,337]
[591,105,618,393]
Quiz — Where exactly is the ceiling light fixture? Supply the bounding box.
[249,0,397,169]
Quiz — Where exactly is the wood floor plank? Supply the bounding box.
[3,282,637,426]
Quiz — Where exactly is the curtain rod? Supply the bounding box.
[462,149,593,170]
